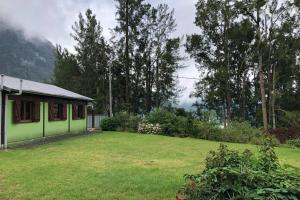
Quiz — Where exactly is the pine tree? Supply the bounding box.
[71,9,110,113]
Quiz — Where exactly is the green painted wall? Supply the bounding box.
[70,105,87,133]
[44,102,69,136]
[7,100,43,143]
[7,100,87,144]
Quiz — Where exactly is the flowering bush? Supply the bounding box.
[138,122,162,135]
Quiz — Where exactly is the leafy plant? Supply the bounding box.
[287,139,300,148]
[178,140,300,200]
[100,117,119,131]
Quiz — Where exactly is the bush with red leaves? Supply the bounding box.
[269,127,300,143]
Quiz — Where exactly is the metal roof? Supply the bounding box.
[1,74,92,101]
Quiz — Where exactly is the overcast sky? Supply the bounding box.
[0,0,199,105]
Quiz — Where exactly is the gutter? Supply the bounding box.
[0,74,4,90]
[11,78,23,96]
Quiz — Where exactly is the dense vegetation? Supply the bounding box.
[100,108,280,145]
[51,0,300,137]
[188,0,300,132]
[178,141,300,200]
[53,2,182,114]
[0,21,55,82]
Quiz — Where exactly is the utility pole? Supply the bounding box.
[109,61,113,117]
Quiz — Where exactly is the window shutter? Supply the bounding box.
[81,105,86,119]
[48,102,54,121]
[72,104,77,120]
[62,104,67,120]
[13,100,21,123]
[33,101,40,122]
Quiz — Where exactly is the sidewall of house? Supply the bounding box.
[70,106,87,133]
[6,99,87,144]
[44,102,69,136]
[6,99,43,143]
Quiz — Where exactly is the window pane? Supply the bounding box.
[21,101,25,120]
[26,102,31,120]
[53,103,63,120]
[20,101,33,121]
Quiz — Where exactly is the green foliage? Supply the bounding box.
[100,117,119,131]
[113,1,182,113]
[287,139,300,148]
[222,121,262,144]
[53,46,81,93]
[146,109,197,137]
[194,120,278,145]
[193,121,222,141]
[100,112,141,132]
[277,110,300,128]
[179,142,300,200]
[71,9,110,113]
[258,138,280,172]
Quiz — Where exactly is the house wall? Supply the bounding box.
[7,99,44,143]
[70,105,87,133]
[44,102,69,136]
[6,96,87,144]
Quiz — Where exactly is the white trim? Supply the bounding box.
[4,94,7,149]
[0,91,2,149]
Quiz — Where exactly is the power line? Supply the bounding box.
[174,76,198,80]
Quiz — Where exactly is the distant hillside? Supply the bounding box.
[0,21,55,82]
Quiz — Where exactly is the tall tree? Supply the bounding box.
[114,0,146,111]
[53,45,81,93]
[113,2,182,113]
[71,9,110,113]
[187,0,241,127]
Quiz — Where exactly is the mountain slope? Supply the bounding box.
[0,21,55,82]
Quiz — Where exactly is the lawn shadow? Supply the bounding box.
[7,131,101,150]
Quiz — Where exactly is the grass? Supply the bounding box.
[0,132,299,200]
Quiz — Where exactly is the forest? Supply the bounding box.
[53,0,300,133]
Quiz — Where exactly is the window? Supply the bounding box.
[20,101,34,121]
[13,99,40,123]
[77,105,84,119]
[72,104,85,120]
[49,102,67,121]
[53,103,63,120]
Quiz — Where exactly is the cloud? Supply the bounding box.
[0,0,199,104]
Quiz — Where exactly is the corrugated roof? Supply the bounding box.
[1,74,92,101]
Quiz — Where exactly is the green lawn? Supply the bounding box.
[0,132,299,200]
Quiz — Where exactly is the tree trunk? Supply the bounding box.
[258,40,269,133]
[146,57,152,112]
[224,0,231,124]
[155,50,160,108]
[257,9,269,133]
[125,0,130,111]
[272,64,276,130]
[242,69,247,120]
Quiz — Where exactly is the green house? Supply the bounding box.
[0,74,92,149]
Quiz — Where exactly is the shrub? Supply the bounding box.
[100,117,119,131]
[146,109,197,137]
[127,115,141,132]
[270,127,300,143]
[138,122,162,134]
[287,139,300,148]
[222,121,261,143]
[100,112,141,132]
[178,140,300,200]
[193,121,222,141]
